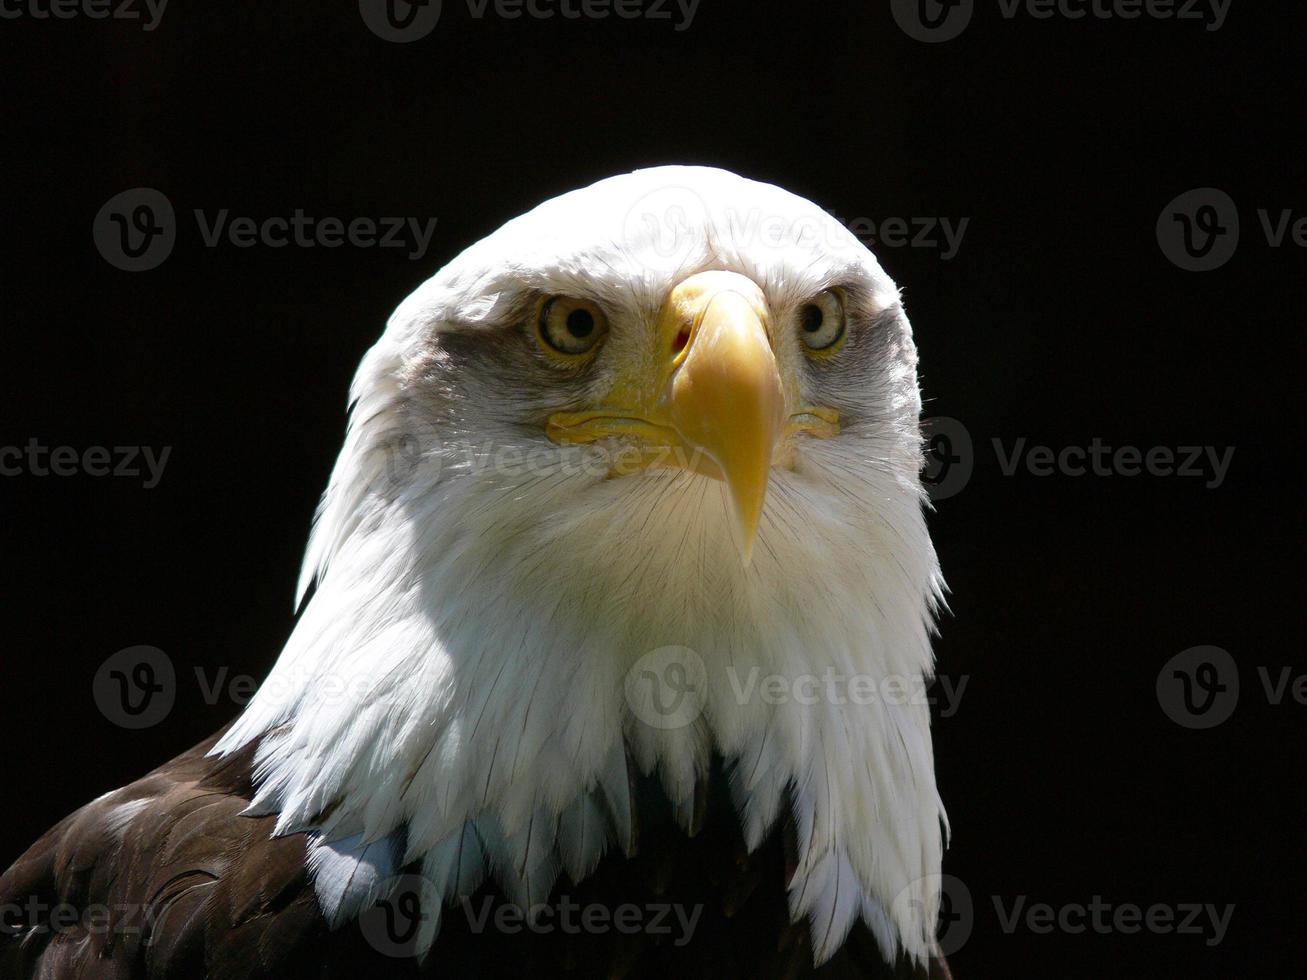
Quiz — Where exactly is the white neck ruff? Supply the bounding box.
[216,431,945,966]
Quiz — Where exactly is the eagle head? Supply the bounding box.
[215,166,946,967]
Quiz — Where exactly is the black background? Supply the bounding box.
[2,2,1302,977]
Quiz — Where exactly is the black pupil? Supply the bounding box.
[566,308,595,338]
[801,304,824,334]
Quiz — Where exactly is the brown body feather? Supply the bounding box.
[0,730,951,979]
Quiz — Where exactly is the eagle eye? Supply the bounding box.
[537,296,609,358]
[799,289,847,355]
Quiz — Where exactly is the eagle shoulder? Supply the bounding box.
[0,730,331,980]
[1,735,953,979]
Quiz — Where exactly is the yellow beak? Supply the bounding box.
[661,276,786,562]
[547,271,834,564]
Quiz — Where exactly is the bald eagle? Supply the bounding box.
[1,167,952,979]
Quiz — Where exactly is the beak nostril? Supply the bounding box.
[672,328,691,355]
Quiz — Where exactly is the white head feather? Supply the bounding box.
[214,165,947,965]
